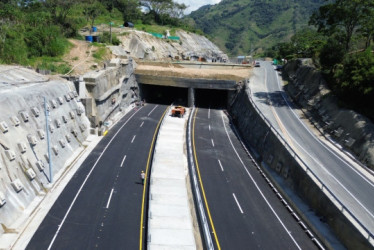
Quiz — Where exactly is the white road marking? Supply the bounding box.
[148,105,158,116]
[140,121,144,127]
[120,155,127,167]
[272,69,374,188]
[211,139,215,147]
[208,108,211,119]
[233,193,244,214]
[264,68,374,218]
[131,135,136,143]
[218,159,224,171]
[46,107,142,250]
[209,124,211,131]
[221,111,302,250]
[106,188,114,209]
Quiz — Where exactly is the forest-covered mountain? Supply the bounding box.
[186,0,325,56]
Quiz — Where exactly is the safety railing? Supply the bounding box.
[245,85,374,245]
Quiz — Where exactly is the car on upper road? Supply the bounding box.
[254,61,260,67]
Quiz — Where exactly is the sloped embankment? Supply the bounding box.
[283,59,374,170]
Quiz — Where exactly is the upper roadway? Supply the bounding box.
[26,104,167,250]
[251,61,374,243]
[192,108,317,249]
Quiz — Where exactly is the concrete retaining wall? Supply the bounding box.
[82,59,140,127]
[0,77,89,235]
[228,87,372,249]
[283,59,374,170]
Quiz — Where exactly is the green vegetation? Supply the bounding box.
[0,0,193,73]
[269,0,374,121]
[186,0,325,56]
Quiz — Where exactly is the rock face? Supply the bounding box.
[81,58,139,127]
[283,59,374,170]
[117,30,228,62]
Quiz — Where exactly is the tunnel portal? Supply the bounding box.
[139,83,230,109]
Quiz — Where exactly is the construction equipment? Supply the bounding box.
[171,106,186,118]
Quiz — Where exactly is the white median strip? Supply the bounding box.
[106,188,114,209]
[120,155,127,167]
[218,159,224,172]
[233,193,244,214]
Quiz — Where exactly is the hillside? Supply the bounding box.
[186,0,324,56]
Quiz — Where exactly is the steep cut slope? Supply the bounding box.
[187,0,324,55]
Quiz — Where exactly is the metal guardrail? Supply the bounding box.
[187,107,215,250]
[245,85,374,246]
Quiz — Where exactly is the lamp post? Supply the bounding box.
[44,97,53,183]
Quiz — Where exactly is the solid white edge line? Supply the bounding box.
[273,67,374,188]
[120,155,127,167]
[106,188,114,209]
[218,159,224,172]
[233,193,244,214]
[131,135,136,143]
[47,107,144,250]
[220,111,302,250]
[265,66,374,218]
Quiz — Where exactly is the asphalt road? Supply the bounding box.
[254,61,374,239]
[26,104,167,250]
[192,108,317,250]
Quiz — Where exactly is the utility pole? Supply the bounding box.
[44,97,53,183]
[110,21,113,44]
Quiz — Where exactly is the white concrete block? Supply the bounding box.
[65,94,71,102]
[50,100,57,108]
[36,160,45,171]
[5,150,15,161]
[69,111,75,119]
[59,139,66,148]
[17,142,27,153]
[37,129,45,139]
[11,179,23,192]
[52,145,58,155]
[65,134,71,143]
[31,107,40,117]
[10,116,20,126]
[20,111,29,122]
[0,121,9,133]
[58,96,64,105]
[27,134,37,145]
[26,168,36,180]
[55,119,61,128]
[62,115,68,123]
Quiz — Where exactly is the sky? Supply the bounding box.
[174,0,222,14]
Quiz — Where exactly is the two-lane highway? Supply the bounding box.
[192,108,317,249]
[252,62,374,239]
[27,104,167,250]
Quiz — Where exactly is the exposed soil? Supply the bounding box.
[136,63,252,81]
[63,39,111,76]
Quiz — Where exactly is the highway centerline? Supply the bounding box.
[233,193,244,214]
[218,159,224,171]
[106,188,114,209]
[131,135,136,143]
[147,105,158,116]
[120,155,127,167]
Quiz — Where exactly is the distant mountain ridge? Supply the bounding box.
[186,0,325,56]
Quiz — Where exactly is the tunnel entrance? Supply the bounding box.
[195,88,228,109]
[139,84,188,106]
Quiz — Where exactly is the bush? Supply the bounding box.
[100,31,121,45]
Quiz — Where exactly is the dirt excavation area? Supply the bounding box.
[135,62,252,82]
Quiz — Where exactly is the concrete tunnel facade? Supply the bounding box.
[135,74,239,108]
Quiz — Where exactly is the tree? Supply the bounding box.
[309,0,367,51]
[82,0,107,30]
